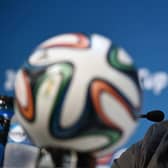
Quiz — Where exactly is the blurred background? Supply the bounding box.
[0,0,168,150]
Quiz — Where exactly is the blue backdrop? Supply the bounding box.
[0,0,168,148]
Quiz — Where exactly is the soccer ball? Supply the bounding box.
[14,33,142,156]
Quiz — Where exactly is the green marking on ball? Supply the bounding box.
[57,63,73,101]
[80,129,122,150]
[109,47,134,71]
[34,63,73,113]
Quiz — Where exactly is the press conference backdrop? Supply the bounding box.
[1,0,168,150]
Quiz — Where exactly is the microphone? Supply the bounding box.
[139,110,165,122]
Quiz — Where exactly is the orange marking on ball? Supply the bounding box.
[42,33,89,49]
[91,80,132,129]
[16,70,34,121]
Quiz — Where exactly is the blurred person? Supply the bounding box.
[0,95,14,166]
[112,120,168,168]
[3,114,41,168]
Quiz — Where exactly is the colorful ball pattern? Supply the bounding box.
[14,33,142,156]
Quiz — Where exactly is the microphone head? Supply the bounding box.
[146,110,165,122]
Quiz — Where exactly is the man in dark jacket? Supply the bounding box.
[112,121,168,168]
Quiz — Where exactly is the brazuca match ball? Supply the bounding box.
[14,33,142,156]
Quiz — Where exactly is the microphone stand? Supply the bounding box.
[46,147,96,168]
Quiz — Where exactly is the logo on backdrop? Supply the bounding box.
[8,122,34,145]
[8,123,27,143]
[4,68,168,95]
[139,68,168,95]
[4,69,17,91]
